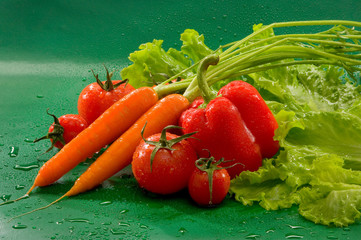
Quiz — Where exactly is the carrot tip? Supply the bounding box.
[0,194,29,207]
[7,194,68,222]
[26,184,37,196]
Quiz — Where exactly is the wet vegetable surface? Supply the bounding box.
[1,0,360,239]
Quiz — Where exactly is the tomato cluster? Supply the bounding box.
[132,125,231,207]
[35,66,134,155]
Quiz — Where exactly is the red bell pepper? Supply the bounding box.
[180,55,279,179]
[218,81,279,158]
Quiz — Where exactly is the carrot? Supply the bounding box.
[2,87,158,206]
[9,94,189,220]
[68,94,189,195]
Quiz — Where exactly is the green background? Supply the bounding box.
[1,0,360,239]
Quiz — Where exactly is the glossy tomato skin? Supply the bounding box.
[132,132,197,195]
[188,167,230,206]
[77,81,135,124]
[48,114,88,149]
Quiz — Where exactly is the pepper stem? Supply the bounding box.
[196,54,219,105]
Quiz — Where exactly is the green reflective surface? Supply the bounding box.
[1,1,361,239]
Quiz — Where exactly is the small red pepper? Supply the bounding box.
[180,55,264,179]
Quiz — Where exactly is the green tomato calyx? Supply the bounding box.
[141,123,197,172]
[91,64,128,91]
[33,109,66,153]
[195,153,243,206]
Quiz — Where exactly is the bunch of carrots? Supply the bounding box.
[3,20,361,220]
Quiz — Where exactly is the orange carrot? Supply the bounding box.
[19,87,158,197]
[66,93,189,196]
[8,94,190,220]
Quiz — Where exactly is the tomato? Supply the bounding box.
[34,110,88,152]
[48,114,88,148]
[132,126,197,195]
[78,67,135,124]
[188,157,231,206]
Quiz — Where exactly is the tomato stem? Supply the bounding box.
[140,124,197,172]
[195,155,244,205]
[33,109,65,153]
[91,65,128,91]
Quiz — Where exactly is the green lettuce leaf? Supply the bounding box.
[230,63,361,227]
[120,29,214,88]
[298,155,361,227]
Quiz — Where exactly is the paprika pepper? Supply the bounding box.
[180,55,263,179]
[218,81,279,158]
[180,54,280,178]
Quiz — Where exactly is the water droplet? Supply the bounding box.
[118,222,131,227]
[285,234,304,239]
[65,218,90,223]
[288,225,305,229]
[119,209,129,214]
[36,95,44,99]
[8,146,19,157]
[82,77,87,82]
[12,224,27,229]
[1,194,12,202]
[15,185,25,190]
[14,162,39,171]
[343,227,351,231]
[139,224,149,229]
[88,231,97,236]
[178,227,187,235]
[110,229,126,235]
[327,236,338,239]
[0,143,4,146]
[100,201,112,205]
[24,138,33,143]
[245,234,261,239]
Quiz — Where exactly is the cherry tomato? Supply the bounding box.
[188,157,231,206]
[132,126,197,195]
[48,114,88,148]
[78,66,135,124]
[34,110,88,152]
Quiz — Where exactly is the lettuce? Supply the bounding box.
[230,64,361,227]
[120,29,213,88]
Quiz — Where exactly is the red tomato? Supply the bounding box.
[132,131,197,195]
[188,159,230,206]
[78,68,135,124]
[48,114,88,149]
[34,111,88,152]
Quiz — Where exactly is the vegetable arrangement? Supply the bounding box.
[3,20,361,227]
